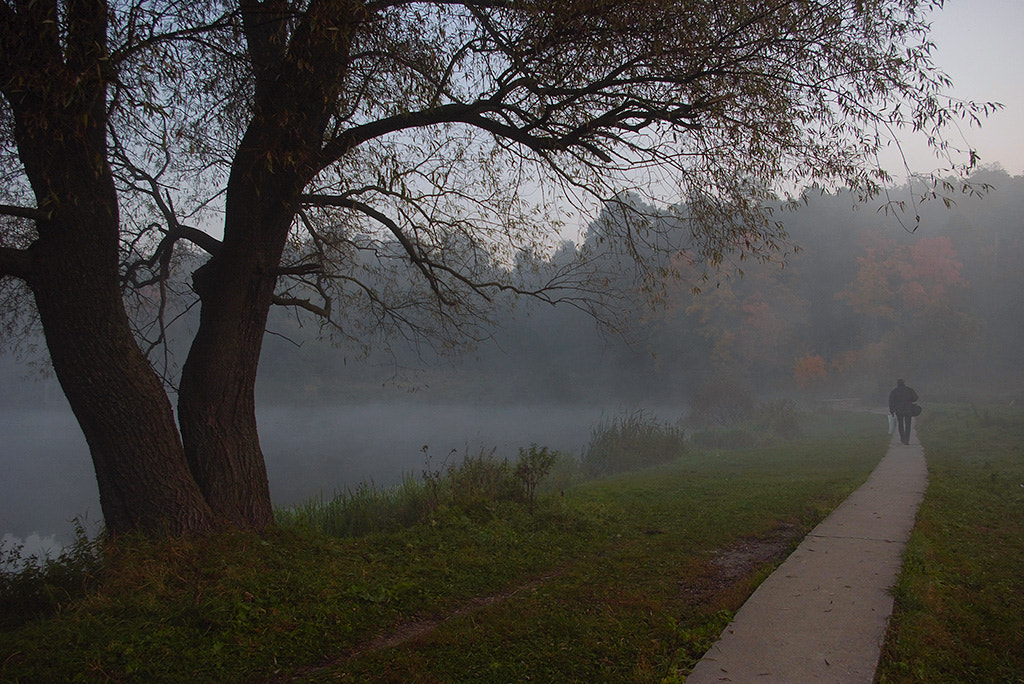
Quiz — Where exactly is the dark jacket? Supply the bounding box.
[889,383,919,416]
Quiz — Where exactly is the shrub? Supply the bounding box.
[757,399,803,440]
[514,445,558,511]
[277,445,561,537]
[582,411,688,477]
[0,520,104,630]
[275,475,429,537]
[538,449,585,494]
[689,378,755,426]
[448,448,520,515]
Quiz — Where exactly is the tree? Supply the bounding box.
[0,0,991,537]
[837,246,902,322]
[793,353,827,388]
[838,235,965,325]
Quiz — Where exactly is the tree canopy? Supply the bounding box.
[0,0,992,537]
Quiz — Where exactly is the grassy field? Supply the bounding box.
[876,405,1024,683]
[2,411,888,683]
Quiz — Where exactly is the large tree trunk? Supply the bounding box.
[31,222,218,537]
[5,4,218,538]
[175,133,290,529]
[15,122,217,538]
[177,241,276,530]
[172,1,359,530]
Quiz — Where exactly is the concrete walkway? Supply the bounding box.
[686,428,928,683]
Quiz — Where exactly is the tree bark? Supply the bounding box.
[15,126,218,538]
[4,2,216,537]
[175,128,291,530]
[31,223,217,537]
[175,3,360,529]
[177,240,276,530]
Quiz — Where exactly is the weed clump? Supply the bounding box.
[276,444,571,537]
[514,445,557,512]
[275,476,430,537]
[278,411,698,538]
[581,411,688,477]
[756,399,802,440]
[0,520,104,630]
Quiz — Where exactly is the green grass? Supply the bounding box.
[275,445,572,538]
[876,405,1024,683]
[0,411,887,683]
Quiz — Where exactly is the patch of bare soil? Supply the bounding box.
[349,571,561,656]
[267,571,561,683]
[713,522,802,579]
[351,524,804,658]
[678,522,805,608]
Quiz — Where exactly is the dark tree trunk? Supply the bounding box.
[175,128,292,530]
[15,130,216,538]
[173,0,357,525]
[5,3,216,537]
[4,1,357,537]
[177,240,276,530]
[31,222,217,537]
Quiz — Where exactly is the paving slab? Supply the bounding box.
[685,428,927,683]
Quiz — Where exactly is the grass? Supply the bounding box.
[876,404,1024,683]
[0,410,888,683]
[274,445,567,537]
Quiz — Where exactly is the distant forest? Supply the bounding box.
[3,168,1022,409]
[252,167,1024,407]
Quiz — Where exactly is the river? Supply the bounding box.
[1,400,684,556]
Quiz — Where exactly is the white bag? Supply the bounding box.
[887,413,896,435]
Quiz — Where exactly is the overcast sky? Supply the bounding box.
[892,0,1024,177]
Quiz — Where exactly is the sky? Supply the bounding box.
[891,0,1024,177]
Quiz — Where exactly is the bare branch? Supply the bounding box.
[0,204,51,222]
[270,293,331,318]
[273,261,322,277]
[110,131,225,259]
[169,223,224,258]
[108,7,240,67]
[299,192,458,305]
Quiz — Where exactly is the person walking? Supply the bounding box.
[888,379,919,445]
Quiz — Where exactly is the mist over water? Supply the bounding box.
[1,384,682,551]
[1,407,97,549]
[258,402,644,506]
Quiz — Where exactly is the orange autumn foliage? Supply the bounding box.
[794,353,827,387]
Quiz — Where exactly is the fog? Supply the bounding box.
[0,365,681,553]
[258,401,680,506]
[3,168,1023,553]
[1,404,96,554]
